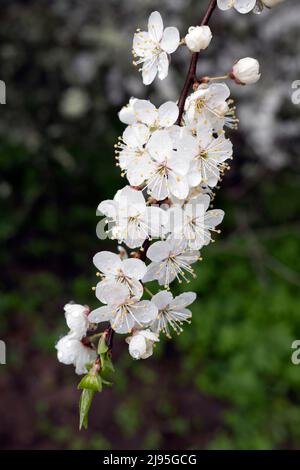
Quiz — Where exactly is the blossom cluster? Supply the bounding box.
[217,0,285,14]
[56,3,283,386]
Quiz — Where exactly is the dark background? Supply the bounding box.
[0,0,300,450]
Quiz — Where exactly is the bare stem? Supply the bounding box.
[176,0,218,125]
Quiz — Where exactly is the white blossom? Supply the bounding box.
[56,333,97,375]
[118,97,137,125]
[185,26,212,53]
[151,290,196,337]
[116,124,155,186]
[217,0,256,14]
[64,303,90,339]
[232,58,261,85]
[144,129,194,201]
[89,283,158,334]
[181,118,233,188]
[126,329,159,359]
[119,99,179,130]
[98,186,166,249]
[93,250,146,302]
[184,83,237,131]
[143,238,200,287]
[132,11,180,85]
[169,194,224,250]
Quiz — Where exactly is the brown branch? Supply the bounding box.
[105,326,115,351]
[176,0,218,125]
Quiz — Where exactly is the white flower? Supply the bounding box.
[119,99,179,130]
[217,0,256,14]
[184,83,235,131]
[56,333,97,375]
[64,303,90,339]
[93,250,147,302]
[169,194,225,250]
[151,290,196,337]
[232,58,261,85]
[144,129,193,201]
[98,186,166,249]
[262,0,285,6]
[185,26,212,53]
[181,118,233,188]
[143,239,200,287]
[119,97,137,125]
[132,11,180,85]
[126,329,159,359]
[89,284,158,334]
[116,124,155,186]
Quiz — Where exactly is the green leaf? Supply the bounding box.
[79,389,95,430]
[98,334,109,355]
[101,352,115,376]
[78,373,102,392]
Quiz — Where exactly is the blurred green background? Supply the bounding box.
[0,0,300,450]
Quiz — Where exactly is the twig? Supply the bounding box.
[176,0,218,125]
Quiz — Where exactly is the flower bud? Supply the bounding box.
[64,303,90,338]
[262,0,285,7]
[231,58,261,85]
[185,26,212,53]
[126,329,159,360]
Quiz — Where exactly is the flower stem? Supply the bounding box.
[201,74,230,82]
[144,286,154,298]
[176,0,218,125]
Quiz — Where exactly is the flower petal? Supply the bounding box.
[148,11,164,42]
[119,98,136,125]
[122,123,150,148]
[125,156,155,186]
[157,52,169,80]
[168,173,189,200]
[160,27,180,54]
[169,292,197,309]
[112,310,135,334]
[131,300,158,325]
[152,290,173,309]
[168,151,191,175]
[142,57,158,85]
[97,282,128,306]
[145,206,167,237]
[187,194,211,216]
[118,186,146,210]
[93,251,122,275]
[147,240,170,262]
[205,209,225,227]
[134,100,158,126]
[217,0,233,10]
[235,0,256,14]
[147,129,173,162]
[142,261,161,283]
[158,101,179,127]
[122,258,147,280]
[128,334,147,359]
[97,200,117,218]
[88,306,112,323]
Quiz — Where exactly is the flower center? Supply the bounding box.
[195,97,207,113]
